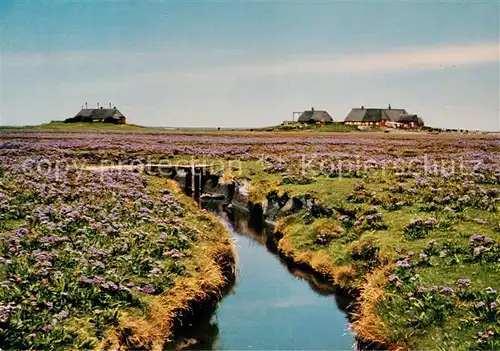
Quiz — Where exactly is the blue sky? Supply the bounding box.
[1,1,499,130]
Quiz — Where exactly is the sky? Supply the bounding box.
[0,0,499,130]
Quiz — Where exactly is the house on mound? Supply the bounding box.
[344,105,424,128]
[65,104,127,124]
[297,108,333,124]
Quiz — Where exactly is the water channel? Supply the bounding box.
[169,208,355,350]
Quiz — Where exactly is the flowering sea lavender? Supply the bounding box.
[99,280,113,291]
[80,277,94,285]
[396,259,411,268]
[16,228,29,236]
[473,246,486,256]
[456,279,471,287]
[476,301,487,308]
[388,274,400,282]
[483,236,495,245]
[338,215,350,222]
[440,286,454,295]
[485,287,497,295]
[136,284,155,294]
[164,249,183,259]
[0,303,17,323]
[477,330,495,344]
[150,267,162,275]
[41,324,53,333]
[91,260,105,269]
[56,311,69,320]
[424,217,437,226]
[470,234,485,243]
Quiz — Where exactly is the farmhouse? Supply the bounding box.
[344,105,423,128]
[297,108,333,123]
[65,104,127,124]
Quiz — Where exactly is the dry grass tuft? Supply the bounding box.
[331,265,357,289]
[309,251,337,277]
[220,171,236,185]
[351,264,397,348]
[311,218,345,239]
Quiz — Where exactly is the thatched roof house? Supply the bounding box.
[344,105,423,128]
[397,114,424,125]
[297,108,333,123]
[65,105,126,124]
[345,105,407,124]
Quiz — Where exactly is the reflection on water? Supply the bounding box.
[167,207,355,350]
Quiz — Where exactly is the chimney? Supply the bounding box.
[109,103,112,109]
[311,107,315,112]
[361,105,364,110]
[388,104,392,110]
[85,102,88,109]
[97,102,100,109]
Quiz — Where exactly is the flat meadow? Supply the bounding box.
[0,126,498,350]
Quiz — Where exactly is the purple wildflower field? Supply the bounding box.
[0,131,240,349]
[0,129,499,349]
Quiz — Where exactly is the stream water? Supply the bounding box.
[169,208,355,350]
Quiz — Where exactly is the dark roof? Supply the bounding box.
[75,108,125,120]
[396,114,424,124]
[297,110,333,123]
[77,109,94,118]
[383,109,407,121]
[343,108,367,122]
[344,108,408,123]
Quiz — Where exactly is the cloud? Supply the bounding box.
[1,51,176,68]
[180,42,500,78]
[1,47,246,69]
[3,42,497,88]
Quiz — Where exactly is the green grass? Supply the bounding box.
[243,165,499,349]
[311,123,359,132]
[254,122,358,133]
[278,177,360,205]
[0,122,151,132]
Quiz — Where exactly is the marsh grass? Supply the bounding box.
[259,168,499,349]
[0,171,234,350]
[102,178,235,350]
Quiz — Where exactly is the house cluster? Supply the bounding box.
[64,102,423,129]
[344,105,423,128]
[295,105,424,129]
[65,103,127,125]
